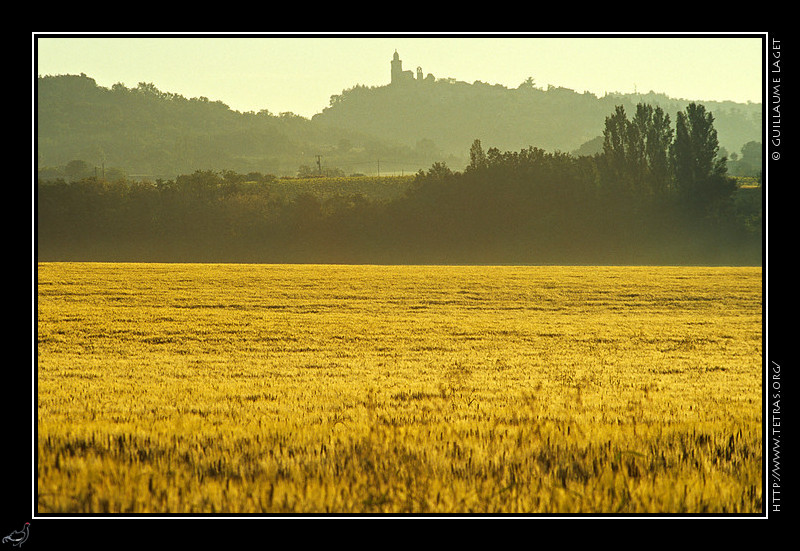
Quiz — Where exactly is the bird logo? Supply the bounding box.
[2,523,29,547]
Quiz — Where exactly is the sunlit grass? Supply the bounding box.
[37,263,763,514]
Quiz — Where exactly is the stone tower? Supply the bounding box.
[391,50,403,84]
[391,50,416,84]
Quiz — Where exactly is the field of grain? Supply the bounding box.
[36,263,763,514]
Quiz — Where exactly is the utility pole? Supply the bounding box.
[377,159,380,177]
[316,155,322,175]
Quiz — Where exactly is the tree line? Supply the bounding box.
[36,103,762,265]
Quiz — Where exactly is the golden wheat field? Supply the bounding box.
[36,262,763,514]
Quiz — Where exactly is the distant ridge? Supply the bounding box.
[36,71,762,181]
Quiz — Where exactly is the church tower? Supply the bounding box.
[391,50,403,84]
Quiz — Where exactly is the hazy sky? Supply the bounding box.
[34,33,765,118]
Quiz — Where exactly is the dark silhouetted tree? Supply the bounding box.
[601,105,647,199]
[671,103,735,217]
[601,103,673,200]
[629,103,673,197]
[467,139,487,172]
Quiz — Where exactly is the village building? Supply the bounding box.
[390,51,435,85]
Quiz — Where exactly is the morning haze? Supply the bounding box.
[36,35,762,265]
[35,34,766,519]
[35,36,763,117]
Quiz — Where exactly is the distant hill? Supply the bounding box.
[36,73,762,181]
[36,74,447,181]
[315,79,762,160]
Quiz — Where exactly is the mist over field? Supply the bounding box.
[33,37,767,521]
[35,59,762,266]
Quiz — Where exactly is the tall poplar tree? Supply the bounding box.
[643,105,673,196]
[601,103,672,200]
[601,105,634,196]
[671,103,734,215]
